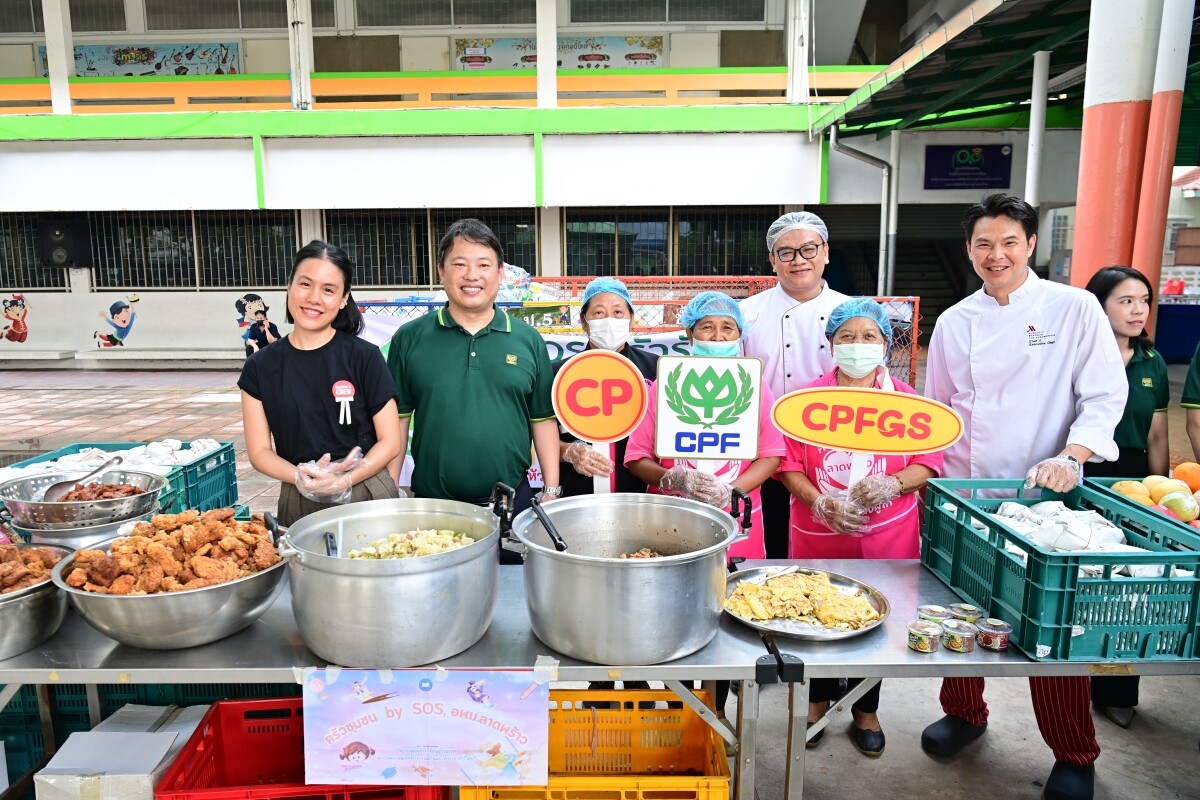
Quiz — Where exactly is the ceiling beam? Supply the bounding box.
[876,15,1089,138]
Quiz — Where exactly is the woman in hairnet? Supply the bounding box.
[777,297,942,757]
[625,291,786,559]
[554,277,660,497]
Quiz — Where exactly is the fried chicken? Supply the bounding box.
[0,545,63,594]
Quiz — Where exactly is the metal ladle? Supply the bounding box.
[41,455,125,502]
[529,495,568,552]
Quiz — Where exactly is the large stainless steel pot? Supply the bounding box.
[509,491,749,665]
[5,507,156,550]
[279,495,505,668]
[0,543,73,661]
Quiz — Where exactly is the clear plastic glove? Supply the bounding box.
[296,447,367,504]
[1024,455,1082,492]
[658,465,733,508]
[563,442,614,477]
[811,494,868,535]
[848,474,902,509]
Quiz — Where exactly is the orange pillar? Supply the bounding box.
[1070,0,1163,288]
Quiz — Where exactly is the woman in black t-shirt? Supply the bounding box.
[239,241,402,525]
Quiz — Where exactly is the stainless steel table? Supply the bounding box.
[741,560,1200,800]
[0,566,771,800]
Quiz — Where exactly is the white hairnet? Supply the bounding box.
[766,211,829,253]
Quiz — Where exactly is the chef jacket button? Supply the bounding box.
[786,343,791,348]
[819,344,825,349]
[785,314,789,319]
[787,373,791,378]
[471,351,476,357]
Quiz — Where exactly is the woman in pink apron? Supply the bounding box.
[778,297,942,758]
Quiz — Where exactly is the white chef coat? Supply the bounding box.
[925,270,1126,480]
[740,282,851,399]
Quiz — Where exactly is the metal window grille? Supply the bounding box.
[145,0,240,30]
[675,206,777,277]
[1,0,38,33]
[452,0,535,24]
[324,209,432,287]
[1050,214,1073,251]
[68,0,126,32]
[565,209,668,278]
[669,0,764,22]
[312,0,335,28]
[197,210,297,287]
[0,213,68,290]
[356,0,449,26]
[570,0,664,23]
[90,211,197,289]
[431,209,538,274]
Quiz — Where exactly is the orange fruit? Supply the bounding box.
[1174,462,1200,493]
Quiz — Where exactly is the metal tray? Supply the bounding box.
[723,566,890,642]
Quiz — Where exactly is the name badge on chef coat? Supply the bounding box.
[1026,325,1056,347]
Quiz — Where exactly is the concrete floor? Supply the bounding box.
[0,365,1197,799]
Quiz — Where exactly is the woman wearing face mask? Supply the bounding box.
[625,291,786,560]
[777,297,942,757]
[554,277,660,497]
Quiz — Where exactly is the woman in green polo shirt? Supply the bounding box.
[1084,265,1170,729]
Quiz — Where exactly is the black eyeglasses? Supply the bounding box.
[773,243,824,262]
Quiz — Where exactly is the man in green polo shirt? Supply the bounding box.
[1185,343,1200,460]
[386,219,561,534]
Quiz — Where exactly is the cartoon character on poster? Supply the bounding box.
[475,742,534,780]
[235,292,267,342]
[94,295,139,347]
[2,294,29,343]
[339,741,375,773]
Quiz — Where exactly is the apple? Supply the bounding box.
[1191,520,1200,531]
[1153,504,1183,521]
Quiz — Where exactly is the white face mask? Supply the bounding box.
[586,317,631,351]
[833,343,885,379]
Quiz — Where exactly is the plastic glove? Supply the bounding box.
[1024,455,1082,492]
[848,474,902,509]
[658,465,733,508]
[563,442,614,477]
[296,447,366,504]
[811,494,868,535]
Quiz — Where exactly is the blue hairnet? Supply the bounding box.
[581,277,633,313]
[825,298,893,343]
[766,211,829,253]
[679,291,745,332]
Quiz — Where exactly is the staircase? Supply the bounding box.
[890,239,980,343]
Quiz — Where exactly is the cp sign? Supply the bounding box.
[553,350,649,443]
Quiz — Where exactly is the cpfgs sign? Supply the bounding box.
[654,356,761,460]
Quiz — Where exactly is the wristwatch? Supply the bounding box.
[541,485,563,498]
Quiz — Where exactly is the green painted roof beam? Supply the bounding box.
[876,15,1089,139]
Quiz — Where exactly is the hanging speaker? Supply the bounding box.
[38,215,93,268]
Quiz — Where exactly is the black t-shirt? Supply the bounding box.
[238,331,397,465]
[247,320,281,349]
[554,344,659,497]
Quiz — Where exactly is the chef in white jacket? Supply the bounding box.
[740,211,850,557]
[922,194,1126,800]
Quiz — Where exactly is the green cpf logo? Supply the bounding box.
[664,363,753,429]
[954,147,984,166]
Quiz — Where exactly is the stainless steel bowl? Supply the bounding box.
[0,543,73,661]
[8,508,156,550]
[0,470,167,530]
[50,547,287,650]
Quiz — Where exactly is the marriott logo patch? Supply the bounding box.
[1027,325,1056,347]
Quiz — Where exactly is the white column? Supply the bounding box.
[298,210,325,244]
[1025,50,1050,207]
[41,0,74,114]
[785,0,810,104]
[887,130,900,295]
[538,207,563,276]
[122,0,146,34]
[287,0,315,110]
[536,0,557,108]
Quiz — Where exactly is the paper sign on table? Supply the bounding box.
[303,669,549,787]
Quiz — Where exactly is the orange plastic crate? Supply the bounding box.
[459,690,730,800]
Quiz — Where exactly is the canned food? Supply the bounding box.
[941,619,978,653]
[917,604,953,623]
[908,620,942,653]
[949,603,982,623]
[975,618,1013,651]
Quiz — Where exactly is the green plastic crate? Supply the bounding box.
[1086,477,1200,534]
[922,478,1200,661]
[1,728,46,792]
[179,443,238,512]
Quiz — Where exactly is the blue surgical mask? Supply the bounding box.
[691,339,741,357]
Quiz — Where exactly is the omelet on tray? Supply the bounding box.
[724,571,879,631]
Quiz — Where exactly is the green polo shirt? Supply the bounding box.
[1183,343,1200,410]
[1113,341,1170,450]
[387,304,555,501]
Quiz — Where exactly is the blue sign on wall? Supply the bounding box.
[924,144,1013,190]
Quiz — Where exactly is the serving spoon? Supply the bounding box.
[41,455,124,502]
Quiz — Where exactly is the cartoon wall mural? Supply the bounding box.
[94,295,140,347]
[236,293,281,356]
[2,294,29,343]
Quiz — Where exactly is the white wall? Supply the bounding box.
[244,38,290,73]
[0,44,34,77]
[826,128,1083,206]
[401,37,450,71]
[668,32,718,67]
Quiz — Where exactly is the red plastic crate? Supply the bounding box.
[154,698,447,800]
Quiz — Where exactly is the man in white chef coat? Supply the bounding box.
[740,211,850,558]
[922,194,1126,800]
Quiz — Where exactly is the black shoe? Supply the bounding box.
[920,715,987,757]
[849,723,885,757]
[1093,703,1135,729]
[806,720,824,749]
[1044,761,1095,800]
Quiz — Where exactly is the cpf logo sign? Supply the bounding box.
[655,356,761,460]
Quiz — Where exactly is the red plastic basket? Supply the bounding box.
[154,698,447,800]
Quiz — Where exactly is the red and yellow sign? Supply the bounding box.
[552,350,648,443]
[772,387,963,455]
